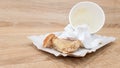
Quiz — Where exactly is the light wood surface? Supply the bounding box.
[0,0,119,68]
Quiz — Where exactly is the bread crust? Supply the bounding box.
[43,34,56,48]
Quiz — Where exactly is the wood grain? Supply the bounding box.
[0,0,119,68]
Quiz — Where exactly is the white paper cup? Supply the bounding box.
[69,1,105,33]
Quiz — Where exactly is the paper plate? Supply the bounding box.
[28,32,115,57]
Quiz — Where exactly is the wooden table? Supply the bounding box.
[0,0,119,68]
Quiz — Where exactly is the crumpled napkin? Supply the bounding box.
[28,24,115,57]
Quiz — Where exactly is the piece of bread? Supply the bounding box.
[52,38,82,54]
[43,34,83,54]
[43,34,56,48]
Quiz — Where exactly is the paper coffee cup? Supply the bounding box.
[69,1,105,33]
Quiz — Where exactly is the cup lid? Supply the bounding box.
[69,1,105,33]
